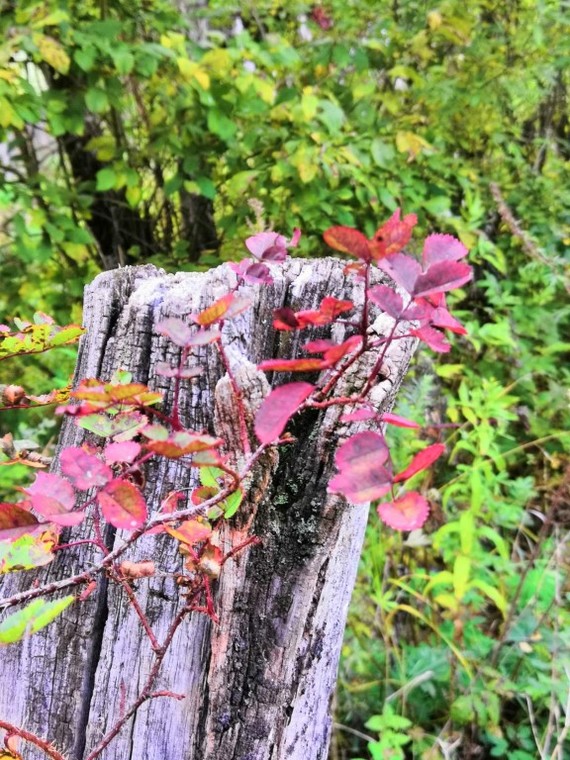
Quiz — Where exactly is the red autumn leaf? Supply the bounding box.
[258,357,328,373]
[412,260,473,298]
[323,335,362,363]
[328,431,393,504]
[103,441,141,464]
[323,226,371,262]
[98,479,148,530]
[0,502,39,541]
[24,472,85,526]
[273,307,300,331]
[368,285,405,318]
[319,297,354,319]
[192,293,252,327]
[422,233,468,266]
[369,209,417,259]
[166,518,212,546]
[393,443,446,483]
[377,491,430,531]
[381,412,421,429]
[303,339,336,354]
[70,380,162,410]
[410,326,451,353]
[143,427,222,458]
[254,382,314,444]
[60,447,113,490]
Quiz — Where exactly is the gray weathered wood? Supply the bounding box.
[0,259,416,760]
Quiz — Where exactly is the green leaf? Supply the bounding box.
[207,109,236,141]
[0,596,74,644]
[85,87,109,113]
[96,168,117,192]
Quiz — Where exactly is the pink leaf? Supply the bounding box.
[393,443,446,483]
[412,260,472,298]
[381,412,421,429]
[104,441,141,464]
[328,432,392,504]
[60,447,113,490]
[410,326,451,353]
[254,382,314,444]
[430,307,467,334]
[422,234,468,266]
[245,231,288,261]
[98,479,148,530]
[378,253,422,294]
[377,491,430,531]
[25,472,85,526]
[156,317,193,347]
[339,408,377,423]
[368,285,405,318]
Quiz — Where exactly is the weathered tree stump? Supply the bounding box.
[0,258,416,760]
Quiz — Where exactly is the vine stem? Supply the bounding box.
[83,602,189,760]
[0,720,66,760]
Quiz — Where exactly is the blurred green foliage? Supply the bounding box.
[0,0,569,757]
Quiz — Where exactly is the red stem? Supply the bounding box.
[0,721,65,760]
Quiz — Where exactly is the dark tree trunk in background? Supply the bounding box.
[0,259,417,759]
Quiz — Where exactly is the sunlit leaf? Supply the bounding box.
[0,596,74,644]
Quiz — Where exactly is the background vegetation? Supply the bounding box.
[1,1,569,758]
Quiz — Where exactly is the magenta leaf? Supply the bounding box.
[98,479,148,530]
[410,326,451,353]
[393,443,446,483]
[381,412,421,429]
[412,260,472,298]
[25,472,85,526]
[339,408,377,423]
[255,382,314,444]
[368,285,405,318]
[104,441,141,464]
[328,432,393,504]
[61,447,113,490]
[422,233,468,266]
[377,491,430,531]
[378,253,422,294]
[245,231,288,261]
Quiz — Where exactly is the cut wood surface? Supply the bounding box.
[0,259,417,760]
